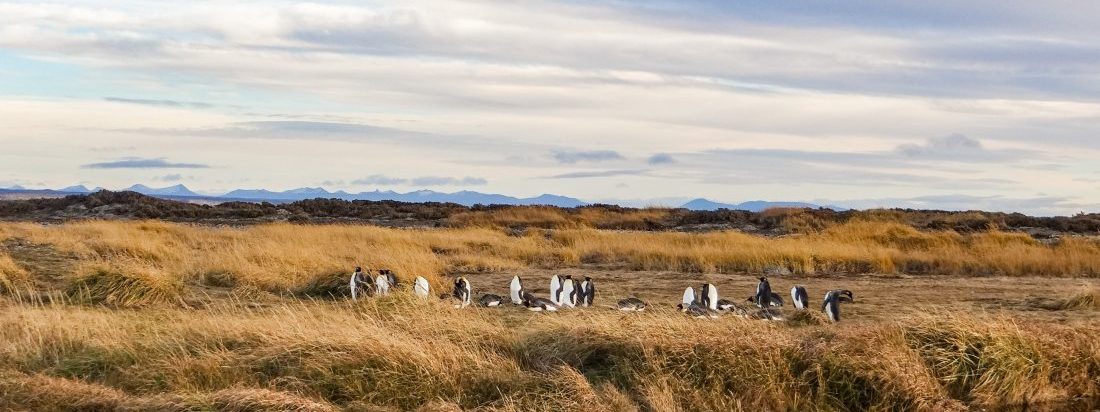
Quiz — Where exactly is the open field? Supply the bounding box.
[2,220,1099,410]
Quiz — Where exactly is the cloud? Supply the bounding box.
[353,175,407,186]
[410,176,487,186]
[155,174,183,182]
[104,97,213,109]
[81,157,209,169]
[552,150,625,164]
[548,169,647,179]
[647,153,675,165]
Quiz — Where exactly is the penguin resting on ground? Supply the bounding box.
[522,292,558,312]
[791,285,809,310]
[509,276,524,305]
[479,294,505,307]
[616,297,646,311]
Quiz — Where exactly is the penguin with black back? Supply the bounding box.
[822,290,847,322]
[452,276,472,308]
[616,297,646,311]
[479,294,505,307]
[791,285,809,310]
[579,276,595,307]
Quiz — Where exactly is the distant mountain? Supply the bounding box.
[59,185,92,193]
[221,187,586,207]
[125,184,201,197]
[680,198,836,212]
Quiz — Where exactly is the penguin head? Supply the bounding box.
[584,276,591,281]
[759,277,767,282]
[355,266,362,272]
[676,303,684,311]
[563,275,572,279]
[841,290,854,300]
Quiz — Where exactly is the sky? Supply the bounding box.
[1,0,1099,215]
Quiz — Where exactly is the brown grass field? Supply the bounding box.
[1,220,1099,411]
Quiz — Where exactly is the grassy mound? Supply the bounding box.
[66,267,183,307]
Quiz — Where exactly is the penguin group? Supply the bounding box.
[675,277,854,322]
[349,267,401,300]
[349,267,854,322]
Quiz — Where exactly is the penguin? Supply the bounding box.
[549,275,562,305]
[616,297,646,311]
[747,308,785,321]
[349,267,373,301]
[822,290,846,322]
[791,286,809,310]
[755,277,773,308]
[745,292,785,307]
[830,289,855,303]
[579,277,595,307]
[523,292,558,312]
[716,298,740,311]
[375,272,390,296]
[677,302,718,319]
[382,269,399,289]
[560,275,576,307]
[479,294,505,307]
[681,286,696,307]
[413,276,431,298]
[452,276,472,308]
[700,283,719,311]
[509,275,524,305]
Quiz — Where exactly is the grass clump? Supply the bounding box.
[67,266,183,307]
[0,253,32,296]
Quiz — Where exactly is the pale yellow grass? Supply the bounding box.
[0,298,1096,411]
[0,220,1097,305]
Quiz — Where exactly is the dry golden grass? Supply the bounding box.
[0,252,31,296]
[0,220,1097,307]
[0,298,1096,411]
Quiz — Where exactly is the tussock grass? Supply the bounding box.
[1060,288,1100,310]
[0,300,1095,411]
[0,220,1097,307]
[0,252,32,296]
[67,266,184,307]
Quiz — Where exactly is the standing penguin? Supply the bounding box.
[452,276,472,308]
[560,275,577,307]
[579,277,595,307]
[375,272,390,296]
[549,275,562,305]
[382,270,399,290]
[791,285,809,310]
[413,276,431,298]
[700,283,719,311]
[681,286,697,307]
[509,276,525,305]
[350,267,374,301]
[822,290,845,322]
[754,277,773,308]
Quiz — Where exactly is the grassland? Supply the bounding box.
[1,220,1099,410]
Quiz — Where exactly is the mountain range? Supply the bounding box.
[0,184,836,211]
